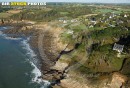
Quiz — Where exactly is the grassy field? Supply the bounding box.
[95,9,122,14]
[0,10,21,19]
[119,9,130,12]
[60,12,69,15]
[0,12,13,18]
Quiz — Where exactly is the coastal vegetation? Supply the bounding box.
[1,3,130,88]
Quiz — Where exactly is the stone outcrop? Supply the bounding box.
[2,21,129,88]
[109,72,128,88]
[58,72,128,88]
[21,25,34,30]
[51,55,71,71]
[97,72,128,88]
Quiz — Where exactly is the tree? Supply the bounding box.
[1,18,4,24]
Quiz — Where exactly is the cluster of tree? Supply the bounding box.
[53,5,92,18]
[90,27,130,41]
[0,8,11,13]
[11,9,60,22]
[10,5,92,22]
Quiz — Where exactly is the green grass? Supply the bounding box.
[60,32,74,44]
[86,44,124,72]
[78,65,92,74]
[95,9,122,14]
[91,27,130,42]
[69,24,87,32]
[0,12,13,18]
[60,12,69,15]
[110,57,124,70]
[119,9,130,12]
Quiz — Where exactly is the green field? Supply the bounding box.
[95,9,122,14]
[60,12,69,15]
[0,12,13,18]
[119,9,130,12]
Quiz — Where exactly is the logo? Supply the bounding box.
[1,2,46,6]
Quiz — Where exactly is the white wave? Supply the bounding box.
[0,26,13,30]
[2,27,8,29]
[31,62,43,83]
[31,62,51,88]
[0,27,51,87]
[5,36,22,40]
[0,30,21,40]
[0,27,7,30]
[21,38,50,87]
[21,38,37,58]
[0,26,21,40]
[0,31,6,36]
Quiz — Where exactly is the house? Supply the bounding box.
[123,27,128,31]
[71,19,78,23]
[63,20,67,23]
[124,14,127,18]
[113,43,124,53]
[109,24,115,27]
[102,14,106,16]
[67,30,73,34]
[89,25,94,28]
[58,17,70,23]
[109,16,112,19]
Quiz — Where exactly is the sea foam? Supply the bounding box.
[0,31,22,40]
[21,37,50,88]
[0,31,6,36]
[0,26,50,88]
[5,36,22,40]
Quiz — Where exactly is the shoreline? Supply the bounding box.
[0,21,66,87]
[0,26,51,88]
[21,37,51,88]
[1,21,130,88]
[29,23,67,85]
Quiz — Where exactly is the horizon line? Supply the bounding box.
[0,1,130,4]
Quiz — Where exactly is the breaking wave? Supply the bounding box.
[21,37,50,88]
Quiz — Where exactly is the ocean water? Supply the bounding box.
[0,27,50,88]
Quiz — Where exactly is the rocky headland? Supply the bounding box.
[1,20,130,88]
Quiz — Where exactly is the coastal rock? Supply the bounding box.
[21,26,34,30]
[53,85,63,88]
[59,71,128,88]
[60,78,90,88]
[51,55,71,71]
[59,70,92,88]
[109,72,128,88]
[51,61,69,71]
[98,72,128,88]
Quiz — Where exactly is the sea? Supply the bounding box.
[0,27,50,88]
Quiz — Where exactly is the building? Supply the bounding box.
[113,43,124,53]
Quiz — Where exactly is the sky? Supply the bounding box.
[0,0,130,3]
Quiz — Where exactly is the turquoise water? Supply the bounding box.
[0,27,49,88]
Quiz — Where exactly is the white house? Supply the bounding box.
[63,20,67,23]
[124,14,127,18]
[113,43,124,53]
[67,30,73,34]
[109,16,112,19]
